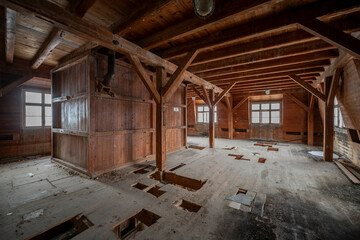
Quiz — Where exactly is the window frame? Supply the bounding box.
[197,105,217,124]
[250,101,282,125]
[22,89,52,129]
[334,97,345,128]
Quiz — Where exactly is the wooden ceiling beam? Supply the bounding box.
[163,49,198,102]
[66,0,96,18]
[203,63,328,82]
[232,97,248,112]
[0,75,32,97]
[190,45,337,74]
[233,83,300,91]
[289,74,326,101]
[327,68,342,107]
[159,0,360,59]
[31,27,65,69]
[127,54,161,104]
[191,85,207,103]
[284,93,309,112]
[111,0,172,36]
[0,58,51,79]
[0,0,224,94]
[298,18,360,58]
[213,81,237,106]
[226,78,313,89]
[137,0,270,49]
[208,68,323,85]
[5,8,16,63]
[201,85,212,108]
[231,85,301,94]
[229,88,305,97]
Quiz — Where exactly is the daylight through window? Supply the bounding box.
[251,102,281,124]
[25,91,52,127]
[197,105,217,123]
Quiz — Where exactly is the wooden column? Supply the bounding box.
[184,84,187,147]
[209,90,215,148]
[225,97,233,139]
[308,95,315,146]
[323,76,334,161]
[156,67,166,170]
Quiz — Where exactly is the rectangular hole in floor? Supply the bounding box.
[146,185,166,198]
[169,163,186,171]
[237,188,248,194]
[188,145,205,150]
[175,199,202,213]
[132,182,148,190]
[235,156,250,161]
[28,214,93,240]
[258,158,266,163]
[111,209,160,240]
[228,154,243,158]
[267,147,279,151]
[131,166,150,174]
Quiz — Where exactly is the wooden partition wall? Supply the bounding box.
[51,52,186,177]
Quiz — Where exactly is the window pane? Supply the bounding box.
[198,106,203,111]
[214,112,217,123]
[214,106,217,111]
[205,112,209,123]
[334,107,338,117]
[271,110,280,124]
[252,104,260,110]
[334,116,338,127]
[45,94,51,104]
[45,106,52,126]
[198,112,203,122]
[261,111,270,123]
[252,112,259,123]
[271,103,280,110]
[271,118,280,124]
[339,111,344,127]
[26,105,42,126]
[26,106,42,117]
[261,103,270,110]
[26,92,42,103]
[204,106,209,111]
[334,97,338,105]
[26,117,42,127]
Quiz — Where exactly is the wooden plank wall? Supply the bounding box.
[335,59,360,166]
[187,89,323,144]
[52,52,186,175]
[0,87,51,159]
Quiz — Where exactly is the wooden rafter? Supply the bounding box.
[5,8,16,63]
[298,18,360,58]
[289,74,326,102]
[158,0,360,59]
[284,93,309,112]
[0,75,32,97]
[137,0,269,49]
[111,0,172,36]
[127,54,160,104]
[213,81,237,106]
[201,85,212,108]
[0,0,224,94]
[308,95,316,146]
[327,68,342,107]
[232,97,249,113]
[0,58,51,79]
[163,49,199,102]
[58,41,99,65]
[66,0,96,18]
[31,27,65,69]
[191,85,206,103]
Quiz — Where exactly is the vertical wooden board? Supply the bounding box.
[133,102,152,129]
[94,135,114,170]
[282,93,307,132]
[95,98,114,132]
[78,97,88,131]
[113,134,128,165]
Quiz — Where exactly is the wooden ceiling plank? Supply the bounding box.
[31,27,65,69]
[0,0,224,94]
[201,85,212,108]
[127,54,161,104]
[163,49,198,102]
[111,0,172,35]
[327,67,342,107]
[137,0,270,49]
[5,8,16,63]
[213,81,237,106]
[289,74,326,101]
[159,0,360,59]
[298,18,360,58]
[66,0,96,18]
[284,93,309,112]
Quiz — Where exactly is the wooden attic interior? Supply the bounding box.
[1,0,360,239]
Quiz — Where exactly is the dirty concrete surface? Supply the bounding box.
[0,136,359,239]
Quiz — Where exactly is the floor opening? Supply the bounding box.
[28,214,93,240]
[149,171,207,191]
[267,147,279,151]
[169,163,186,171]
[132,182,148,190]
[188,145,205,150]
[146,185,166,198]
[131,166,151,174]
[258,158,266,163]
[175,199,202,213]
[237,188,248,194]
[111,209,160,239]
[228,154,243,158]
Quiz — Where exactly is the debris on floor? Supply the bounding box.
[227,189,257,212]
[254,143,272,147]
[188,145,206,150]
[334,160,360,184]
[223,146,236,150]
[23,209,44,221]
[267,147,279,152]
[308,151,339,159]
[258,158,266,163]
[251,152,260,156]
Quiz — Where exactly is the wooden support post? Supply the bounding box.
[327,68,342,107]
[308,95,315,146]
[225,96,233,139]
[156,67,166,170]
[323,76,334,162]
[184,84,187,146]
[209,90,215,148]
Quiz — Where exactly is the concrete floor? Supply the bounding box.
[1,136,360,240]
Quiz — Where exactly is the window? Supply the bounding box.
[251,102,281,124]
[25,91,52,127]
[334,97,344,128]
[197,105,217,123]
